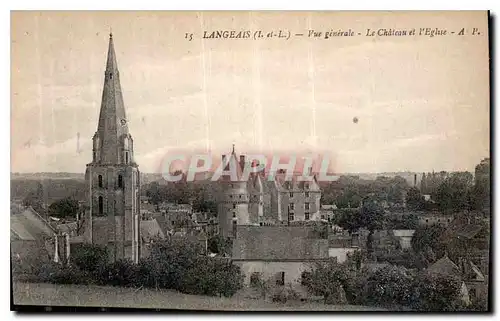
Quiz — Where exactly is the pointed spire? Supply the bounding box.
[94,33,131,164]
[106,31,119,74]
[232,143,235,154]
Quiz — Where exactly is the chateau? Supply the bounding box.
[218,146,323,239]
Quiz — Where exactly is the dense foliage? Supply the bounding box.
[15,239,243,298]
[48,197,80,219]
[302,259,469,311]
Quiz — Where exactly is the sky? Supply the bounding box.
[11,11,490,174]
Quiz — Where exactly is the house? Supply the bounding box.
[232,225,329,287]
[140,219,166,257]
[417,212,453,226]
[171,230,209,254]
[11,206,64,271]
[328,234,360,263]
[426,254,488,307]
[392,229,415,250]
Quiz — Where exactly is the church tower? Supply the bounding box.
[83,33,140,263]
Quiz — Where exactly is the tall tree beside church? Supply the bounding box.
[359,198,385,253]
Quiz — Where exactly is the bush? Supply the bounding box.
[271,284,300,303]
[71,244,108,273]
[302,259,352,304]
[34,262,92,285]
[411,273,464,311]
[361,265,414,307]
[180,257,243,297]
[95,259,139,287]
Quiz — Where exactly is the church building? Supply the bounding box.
[81,33,141,263]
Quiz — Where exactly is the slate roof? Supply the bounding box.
[232,226,329,261]
[427,255,462,278]
[57,222,78,234]
[10,207,55,241]
[140,219,165,243]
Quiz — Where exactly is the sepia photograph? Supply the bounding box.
[10,10,491,312]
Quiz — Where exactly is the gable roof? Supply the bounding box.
[232,225,328,261]
[10,207,55,241]
[140,219,165,242]
[427,254,462,277]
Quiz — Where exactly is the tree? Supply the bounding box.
[333,209,361,234]
[145,182,163,210]
[362,265,414,307]
[207,235,232,256]
[410,224,447,256]
[359,198,385,253]
[302,259,352,304]
[433,172,474,212]
[48,197,80,219]
[71,243,108,273]
[413,272,465,311]
[406,187,425,210]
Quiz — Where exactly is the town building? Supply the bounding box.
[232,225,329,287]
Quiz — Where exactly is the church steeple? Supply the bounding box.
[84,33,141,263]
[93,33,133,165]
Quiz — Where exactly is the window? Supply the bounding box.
[426,219,429,223]
[93,151,96,161]
[276,272,285,286]
[305,212,310,220]
[233,204,236,209]
[289,192,293,198]
[233,212,236,218]
[304,183,309,190]
[321,214,325,220]
[118,175,123,188]
[98,175,103,188]
[109,73,113,79]
[305,192,309,198]
[232,220,237,237]
[289,203,295,210]
[98,196,103,215]
[289,212,295,221]
[125,152,129,164]
[239,195,242,199]
[250,272,262,287]
[305,203,310,210]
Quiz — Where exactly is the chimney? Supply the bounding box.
[240,155,246,171]
[414,174,417,187]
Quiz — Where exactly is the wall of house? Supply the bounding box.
[235,261,314,286]
[398,236,412,249]
[328,247,358,263]
[418,215,452,226]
